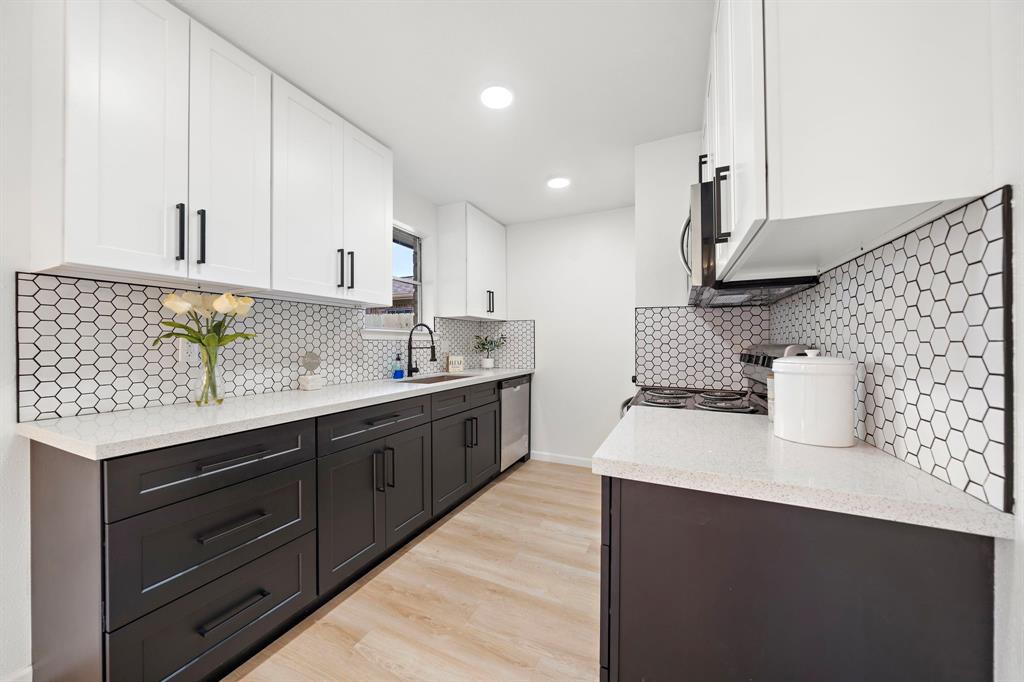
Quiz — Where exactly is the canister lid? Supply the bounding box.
[772,355,857,376]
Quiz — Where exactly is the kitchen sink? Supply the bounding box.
[402,374,472,384]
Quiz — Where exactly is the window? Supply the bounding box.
[365,227,421,330]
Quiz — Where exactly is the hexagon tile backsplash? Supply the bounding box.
[634,306,770,390]
[15,275,534,423]
[772,188,1011,511]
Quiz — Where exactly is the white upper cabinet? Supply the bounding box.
[437,202,508,321]
[341,122,394,307]
[704,0,1010,282]
[271,76,346,300]
[271,76,394,306]
[188,22,272,289]
[63,0,190,279]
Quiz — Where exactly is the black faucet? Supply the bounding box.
[406,323,437,377]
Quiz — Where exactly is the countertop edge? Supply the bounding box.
[591,455,1016,540]
[15,370,533,460]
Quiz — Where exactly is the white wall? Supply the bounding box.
[634,132,701,307]
[506,207,635,464]
[992,2,1024,679]
[1,2,35,680]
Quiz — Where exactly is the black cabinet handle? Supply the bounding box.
[374,450,384,492]
[385,446,395,487]
[196,209,207,264]
[713,164,731,243]
[697,153,708,184]
[175,203,186,261]
[196,448,269,475]
[197,589,269,637]
[465,419,473,448]
[196,510,271,545]
[337,249,345,288]
[472,417,479,447]
[365,413,400,428]
[485,290,494,313]
[348,251,355,289]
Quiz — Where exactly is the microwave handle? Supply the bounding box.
[680,216,691,275]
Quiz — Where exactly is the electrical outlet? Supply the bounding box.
[177,338,198,368]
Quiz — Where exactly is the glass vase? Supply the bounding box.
[194,347,224,406]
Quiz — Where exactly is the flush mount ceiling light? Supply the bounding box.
[546,177,571,189]
[480,85,514,109]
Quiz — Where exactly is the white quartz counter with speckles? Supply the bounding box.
[592,406,1014,539]
[16,369,531,460]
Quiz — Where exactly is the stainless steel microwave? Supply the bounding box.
[682,156,817,307]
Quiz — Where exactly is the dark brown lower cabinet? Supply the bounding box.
[431,411,474,516]
[468,402,500,486]
[318,424,434,594]
[106,531,316,682]
[384,424,433,547]
[601,477,995,682]
[317,441,386,594]
[30,378,524,682]
[431,403,501,518]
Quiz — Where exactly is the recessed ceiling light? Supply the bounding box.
[547,177,571,189]
[480,86,514,110]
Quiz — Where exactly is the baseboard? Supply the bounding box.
[1,664,32,682]
[529,450,592,468]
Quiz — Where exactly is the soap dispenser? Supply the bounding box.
[392,354,404,380]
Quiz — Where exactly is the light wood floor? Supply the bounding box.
[225,460,602,682]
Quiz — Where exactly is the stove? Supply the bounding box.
[625,386,765,415]
[620,343,814,418]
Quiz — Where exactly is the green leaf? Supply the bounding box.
[218,332,255,346]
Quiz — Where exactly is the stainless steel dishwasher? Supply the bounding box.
[500,375,531,471]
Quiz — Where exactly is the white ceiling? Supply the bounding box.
[175,0,714,225]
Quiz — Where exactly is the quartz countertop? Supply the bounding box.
[16,369,532,460]
[592,406,1014,539]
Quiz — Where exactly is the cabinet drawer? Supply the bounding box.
[106,461,315,631]
[431,381,499,419]
[106,531,316,682]
[317,396,431,456]
[104,420,315,522]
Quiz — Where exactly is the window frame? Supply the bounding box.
[363,225,422,332]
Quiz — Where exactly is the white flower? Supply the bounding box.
[213,292,238,315]
[162,293,192,315]
[235,296,255,318]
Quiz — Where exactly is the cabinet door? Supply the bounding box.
[188,23,271,289]
[431,412,473,517]
[383,425,432,548]
[341,122,393,306]
[466,205,507,319]
[727,0,767,242]
[271,76,346,299]
[469,403,500,487]
[318,441,385,594]
[65,0,189,279]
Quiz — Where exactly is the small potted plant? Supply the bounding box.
[472,334,506,369]
[152,292,255,406]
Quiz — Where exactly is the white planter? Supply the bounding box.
[480,358,495,369]
[772,354,857,448]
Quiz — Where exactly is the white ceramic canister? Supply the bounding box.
[771,352,857,447]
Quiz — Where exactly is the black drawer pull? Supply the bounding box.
[464,419,473,448]
[374,451,384,492]
[365,414,400,428]
[196,589,270,637]
[196,511,271,545]
[348,251,355,289]
[385,446,396,488]
[196,208,207,264]
[472,417,479,447]
[196,449,269,475]
[175,203,186,261]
